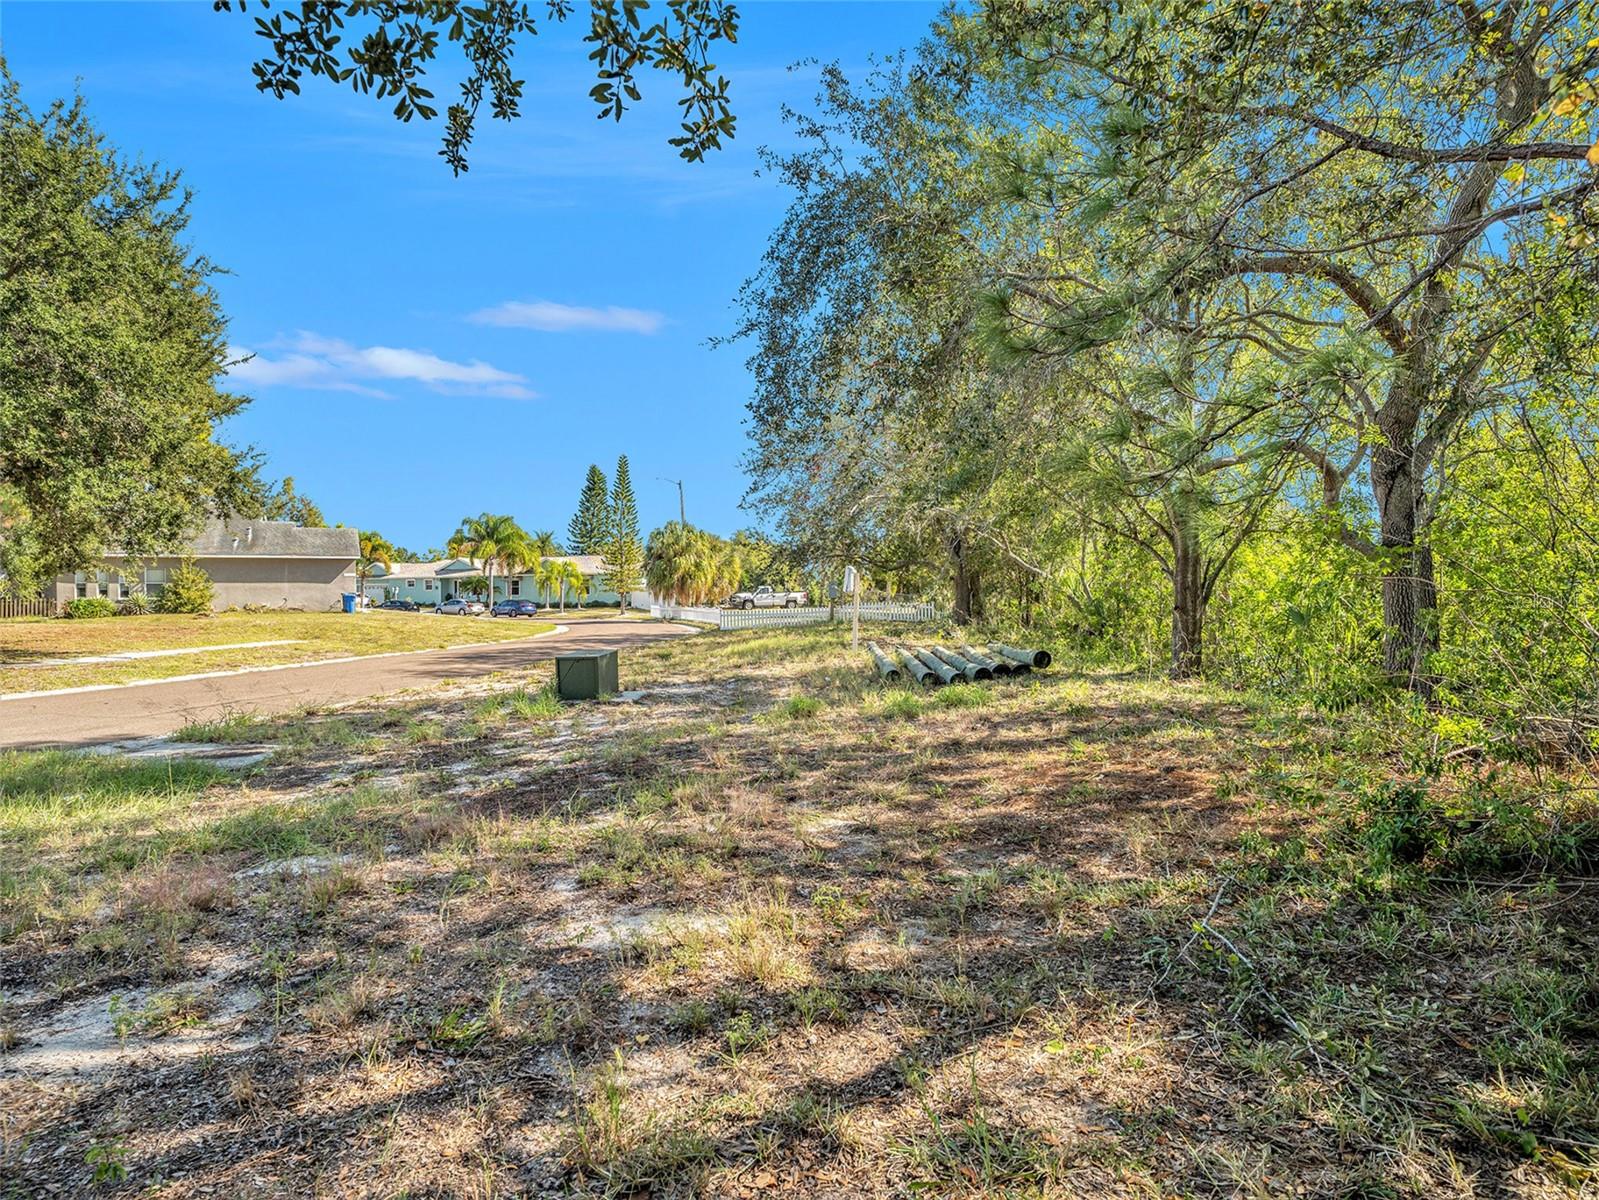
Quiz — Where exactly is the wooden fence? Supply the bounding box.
[0,595,57,619]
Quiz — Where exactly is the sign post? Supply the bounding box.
[843,565,861,648]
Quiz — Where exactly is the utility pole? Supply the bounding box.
[658,477,686,525]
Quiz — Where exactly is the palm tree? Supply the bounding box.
[528,529,560,559]
[447,513,528,606]
[356,530,395,602]
[554,559,587,611]
[647,521,739,605]
[502,530,561,605]
[533,558,564,609]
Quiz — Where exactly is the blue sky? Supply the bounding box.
[4,1,938,553]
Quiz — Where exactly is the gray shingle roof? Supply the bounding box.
[188,518,359,559]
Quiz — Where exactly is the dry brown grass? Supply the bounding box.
[2,625,1595,1197]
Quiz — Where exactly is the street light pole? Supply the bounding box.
[658,477,686,525]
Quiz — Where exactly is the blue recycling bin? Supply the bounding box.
[341,592,357,613]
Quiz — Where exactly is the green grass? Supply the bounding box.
[934,682,992,709]
[779,695,823,720]
[0,750,229,851]
[506,685,563,719]
[0,610,556,693]
[875,691,926,720]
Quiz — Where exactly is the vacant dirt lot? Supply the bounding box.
[2,626,1595,1197]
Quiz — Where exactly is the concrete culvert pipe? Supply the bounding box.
[990,643,1052,670]
[930,646,992,682]
[958,645,1010,677]
[866,641,902,682]
[912,648,962,686]
[896,647,939,686]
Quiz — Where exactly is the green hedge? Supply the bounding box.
[65,597,117,619]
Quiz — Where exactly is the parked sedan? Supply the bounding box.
[491,598,542,618]
[438,597,486,616]
[380,598,419,611]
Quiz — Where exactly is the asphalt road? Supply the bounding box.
[0,619,698,751]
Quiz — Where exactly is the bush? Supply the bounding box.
[157,560,214,614]
[117,593,154,616]
[65,597,117,619]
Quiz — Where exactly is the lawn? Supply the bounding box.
[1,625,1595,1196]
[0,610,558,694]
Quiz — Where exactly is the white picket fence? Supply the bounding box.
[651,601,936,631]
[649,603,724,624]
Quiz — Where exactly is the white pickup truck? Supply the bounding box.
[726,585,808,610]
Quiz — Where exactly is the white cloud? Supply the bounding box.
[226,332,535,399]
[468,300,665,335]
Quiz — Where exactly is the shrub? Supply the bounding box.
[65,597,117,619]
[157,560,214,613]
[117,592,154,616]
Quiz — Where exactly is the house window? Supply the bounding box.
[425,580,434,591]
[98,571,121,601]
[406,580,415,589]
[510,578,520,596]
[143,567,168,599]
[74,571,89,599]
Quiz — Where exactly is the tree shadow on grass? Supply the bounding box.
[6,658,1594,1196]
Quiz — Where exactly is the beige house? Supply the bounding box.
[51,518,360,611]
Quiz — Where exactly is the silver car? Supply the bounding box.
[438,597,486,616]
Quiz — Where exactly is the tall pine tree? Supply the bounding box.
[604,454,644,610]
[567,464,610,554]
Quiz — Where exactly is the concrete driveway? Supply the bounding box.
[0,619,698,751]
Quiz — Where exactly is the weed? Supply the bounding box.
[506,685,563,720]
[302,866,360,917]
[85,1138,128,1184]
[780,695,823,720]
[430,1005,490,1050]
[790,986,847,1027]
[878,692,925,721]
[565,1051,718,1192]
[669,999,714,1035]
[136,989,208,1036]
[894,1071,1065,1193]
[172,711,270,743]
[722,1011,775,1063]
[935,683,991,709]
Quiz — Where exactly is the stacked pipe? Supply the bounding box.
[958,645,1011,677]
[865,641,902,682]
[912,648,962,686]
[868,641,1053,686]
[895,647,940,686]
[990,643,1052,669]
[930,646,992,682]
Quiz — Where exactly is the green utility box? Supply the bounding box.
[555,649,619,701]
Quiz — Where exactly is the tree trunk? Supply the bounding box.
[1372,438,1437,694]
[950,534,982,625]
[1170,518,1204,680]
